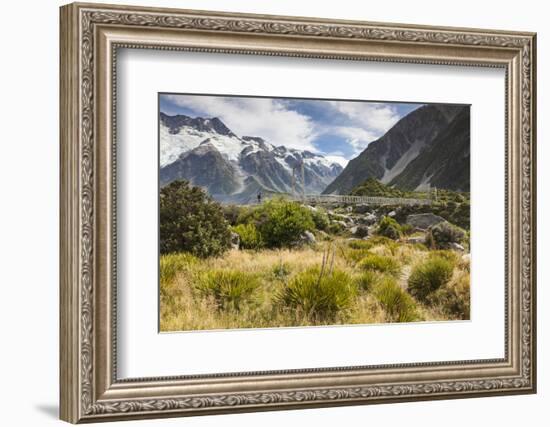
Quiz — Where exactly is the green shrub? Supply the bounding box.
[278,267,357,322]
[328,221,346,235]
[374,277,418,322]
[222,204,248,226]
[356,270,382,292]
[160,180,231,257]
[408,257,454,302]
[350,178,405,198]
[310,207,330,231]
[251,198,315,248]
[232,223,264,250]
[159,253,197,287]
[426,221,466,249]
[427,272,470,319]
[195,270,259,311]
[376,216,402,240]
[359,253,401,277]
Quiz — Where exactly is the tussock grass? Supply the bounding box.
[427,268,470,319]
[358,253,401,277]
[159,238,469,331]
[356,270,382,292]
[373,277,418,323]
[160,252,197,287]
[195,270,260,311]
[278,267,357,323]
[408,256,454,303]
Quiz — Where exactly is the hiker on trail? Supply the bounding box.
[257,191,262,204]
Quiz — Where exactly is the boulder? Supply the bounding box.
[360,212,378,226]
[450,242,465,251]
[406,213,446,230]
[426,221,466,249]
[353,204,371,214]
[300,230,316,245]
[230,231,240,250]
[406,235,425,244]
[352,225,369,238]
[388,210,397,218]
[333,220,348,229]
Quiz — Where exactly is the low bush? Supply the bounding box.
[374,277,418,322]
[195,270,259,311]
[249,198,315,248]
[278,267,357,322]
[328,221,346,235]
[376,216,403,240]
[222,204,248,226]
[426,221,466,249]
[359,253,401,277]
[160,180,231,257]
[408,256,454,303]
[427,271,470,319]
[310,207,330,231]
[232,223,264,250]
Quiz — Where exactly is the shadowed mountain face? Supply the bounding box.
[322,104,470,195]
[159,113,343,203]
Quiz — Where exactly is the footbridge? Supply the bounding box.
[288,194,432,206]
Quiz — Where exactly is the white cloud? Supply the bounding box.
[332,126,379,155]
[324,155,349,167]
[164,95,317,152]
[329,101,401,134]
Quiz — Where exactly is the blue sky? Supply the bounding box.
[160,94,421,166]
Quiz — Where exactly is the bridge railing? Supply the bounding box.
[287,194,432,206]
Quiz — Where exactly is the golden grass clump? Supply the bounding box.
[407,256,454,303]
[358,253,401,277]
[373,277,418,323]
[278,266,357,323]
[159,238,469,331]
[195,270,260,311]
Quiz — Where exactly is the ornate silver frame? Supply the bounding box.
[60,2,537,423]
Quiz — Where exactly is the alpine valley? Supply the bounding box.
[159,103,469,203]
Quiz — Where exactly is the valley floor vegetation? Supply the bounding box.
[160,179,471,332]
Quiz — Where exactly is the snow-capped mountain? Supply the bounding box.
[159,113,343,203]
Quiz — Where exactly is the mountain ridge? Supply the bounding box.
[159,113,343,203]
[322,104,470,195]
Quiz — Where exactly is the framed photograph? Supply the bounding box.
[60,2,537,423]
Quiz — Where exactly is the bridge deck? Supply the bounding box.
[288,194,432,206]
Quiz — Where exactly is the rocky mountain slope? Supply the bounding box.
[322,104,470,194]
[159,113,343,203]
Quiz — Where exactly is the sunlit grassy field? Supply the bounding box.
[160,237,470,332]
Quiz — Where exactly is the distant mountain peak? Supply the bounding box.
[159,112,343,203]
